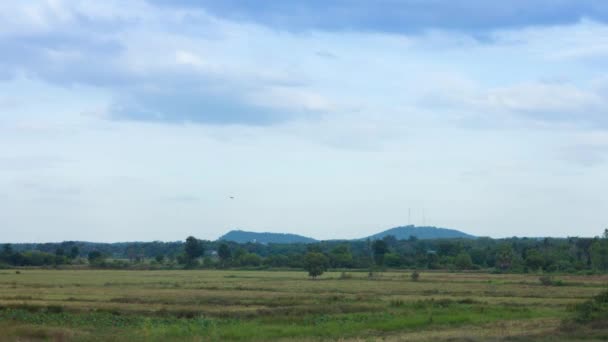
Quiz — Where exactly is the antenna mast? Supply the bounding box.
[423,208,426,226]
[408,208,411,226]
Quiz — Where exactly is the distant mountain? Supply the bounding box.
[364,225,476,240]
[218,230,318,244]
[217,226,475,244]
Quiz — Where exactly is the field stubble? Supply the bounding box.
[0,270,606,341]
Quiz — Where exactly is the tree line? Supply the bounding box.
[2,230,608,274]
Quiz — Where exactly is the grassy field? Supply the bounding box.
[0,269,606,341]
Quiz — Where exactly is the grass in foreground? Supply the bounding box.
[0,270,606,341]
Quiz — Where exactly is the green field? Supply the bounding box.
[0,269,606,341]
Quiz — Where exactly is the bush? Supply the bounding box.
[389,299,404,307]
[573,289,608,323]
[539,275,553,286]
[454,252,474,270]
[411,271,420,281]
[539,275,564,286]
[339,272,352,280]
[46,305,64,313]
[304,252,328,279]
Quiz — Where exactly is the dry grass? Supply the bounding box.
[0,269,605,340]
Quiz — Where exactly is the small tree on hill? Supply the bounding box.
[496,244,514,271]
[524,249,544,272]
[184,236,204,266]
[87,251,104,265]
[454,252,473,270]
[218,243,231,267]
[372,240,389,266]
[69,246,79,259]
[304,252,328,279]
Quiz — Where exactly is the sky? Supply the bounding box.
[1,0,608,242]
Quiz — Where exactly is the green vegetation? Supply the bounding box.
[219,230,318,244]
[366,225,476,240]
[5,231,608,274]
[304,252,329,279]
[2,230,608,339]
[573,288,608,323]
[0,270,606,340]
[184,236,205,267]
[218,226,475,245]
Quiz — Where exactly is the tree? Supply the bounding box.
[88,251,104,264]
[304,252,328,279]
[1,244,13,261]
[240,253,262,267]
[329,244,353,268]
[496,244,514,271]
[372,240,389,266]
[233,248,246,263]
[382,235,398,248]
[454,252,473,270]
[576,238,594,268]
[384,253,402,267]
[69,246,79,259]
[126,244,143,262]
[184,236,204,265]
[524,249,544,271]
[218,243,231,267]
[53,248,66,265]
[438,241,461,257]
[469,248,487,267]
[591,239,608,271]
[2,244,12,254]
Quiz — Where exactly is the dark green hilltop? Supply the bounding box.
[363,225,476,240]
[218,230,318,244]
[218,225,476,244]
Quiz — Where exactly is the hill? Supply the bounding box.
[218,230,318,244]
[364,225,475,240]
[218,226,475,244]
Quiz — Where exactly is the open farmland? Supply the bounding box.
[0,270,606,341]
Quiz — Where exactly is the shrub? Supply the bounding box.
[454,252,474,270]
[539,275,553,286]
[389,299,404,307]
[339,272,352,280]
[46,305,64,313]
[304,252,328,279]
[539,275,564,286]
[573,289,608,323]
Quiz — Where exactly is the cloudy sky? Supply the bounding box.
[1,0,608,242]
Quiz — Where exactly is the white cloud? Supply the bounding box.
[2,2,608,241]
[174,50,208,69]
[246,86,334,112]
[477,82,604,115]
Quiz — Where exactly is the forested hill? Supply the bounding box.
[218,230,318,244]
[219,226,475,243]
[364,225,476,240]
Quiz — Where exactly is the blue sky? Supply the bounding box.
[1,1,607,242]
